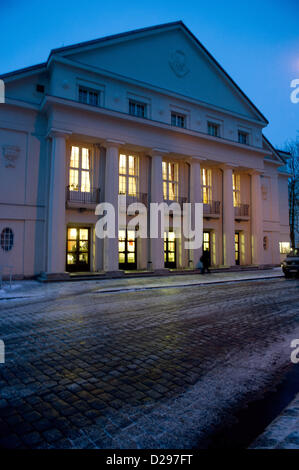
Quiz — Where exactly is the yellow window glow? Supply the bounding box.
[70,146,79,168]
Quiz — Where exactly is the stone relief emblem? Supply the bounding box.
[169,50,189,78]
[2,145,20,168]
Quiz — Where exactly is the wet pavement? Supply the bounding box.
[0,275,298,448]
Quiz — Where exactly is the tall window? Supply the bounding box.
[238,131,248,145]
[201,168,212,204]
[79,87,99,106]
[232,173,240,207]
[129,100,146,118]
[171,112,186,128]
[69,146,91,192]
[163,161,178,201]
[208,122,219,137]
[119,154,138,196]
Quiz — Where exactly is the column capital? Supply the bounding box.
[47,128,72,139]
[149,148,169,158]
[221,163,239,171]
[104,139,125,149]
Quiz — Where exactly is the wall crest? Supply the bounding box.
[2,145,20,168]
[169,50,189,78]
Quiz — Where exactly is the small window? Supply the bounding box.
[263,236,268,250]
[208,122,219,137]
[171,112,186,128]
[1,228,14,252]
[79,87,99,106]
[238,131,249,145]
[36,84,45,93]
[129,100,146,118]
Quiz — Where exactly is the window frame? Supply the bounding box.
[128,99,147,118]
[238,130,249,145]
[232,172,241,207]
[201,168,212,204]
[162,160,179,202]
[171,112,186,129]
[118,153,139,196]
[0,227,14,252]
[69,145,93,193]
[207,121,220,137]
[78,86,100,107]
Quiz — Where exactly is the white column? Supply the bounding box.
[222,166,235,267]
[103,141,120,272]
[47,130,69,274]
[251,172,263,265]
[150,152,164,271]
[189,158,202,268]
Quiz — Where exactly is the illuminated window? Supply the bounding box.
[203,231,210,252]
[79,87,99,106]
[129,100,146,118]
[232,173,240,207]
[171,112,186,128]
[208,122,220,137]
[69,146,91,193]
[118,154,138,196]
[279,242,291,254]
[1,228,14,252]
[201,168,212,204]
[162,161,178,201]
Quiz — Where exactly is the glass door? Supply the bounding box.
[119,229,137,270]
[164,231,176,268]
[66,227,90,272]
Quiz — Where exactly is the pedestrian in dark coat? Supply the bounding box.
[200,250,211,274]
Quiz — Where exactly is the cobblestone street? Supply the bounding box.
[0,275,298,448]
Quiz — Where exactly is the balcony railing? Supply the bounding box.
[163,196,188,208]
[66,186,100,206]
[119,192,148,207]
[203,200,221,216]
[234,203,249,217]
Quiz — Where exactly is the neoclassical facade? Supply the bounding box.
[0,22,290,278]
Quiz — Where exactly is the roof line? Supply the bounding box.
[262,134,285,163]
[0,20,268,123]
[0,62,46,79]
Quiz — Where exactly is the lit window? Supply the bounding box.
[171,112,186,128]
[129,100,146,118]
[163,161,178,201]
[79,87,99,106]
[232,173,240,207]
[118,153,138,196]
[0,228,14,252]
[238,131,248,145]
[69,146,91,193]
[279,242,291,254]
[208,122,219,137]
[201,168,212,204]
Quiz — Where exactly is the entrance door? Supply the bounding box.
[66,227,90,272]
[119,229,137,270]
[164,231,176,268]
[235,232,240,265]
[203,231,211,266]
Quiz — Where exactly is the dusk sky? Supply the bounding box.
[1,0,298,149]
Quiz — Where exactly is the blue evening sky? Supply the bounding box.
[1,0,298,148]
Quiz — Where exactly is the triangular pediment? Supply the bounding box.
[53,22,266,123]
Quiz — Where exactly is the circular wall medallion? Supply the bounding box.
[169,50,189,78]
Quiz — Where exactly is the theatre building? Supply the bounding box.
[0,22,290,278]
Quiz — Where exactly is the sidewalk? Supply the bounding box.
[250,392,299,449]
[0,267,283,301]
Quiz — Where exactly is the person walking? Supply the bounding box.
[200,250,211,274]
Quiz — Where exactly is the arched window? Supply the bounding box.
[1,228,14,252]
